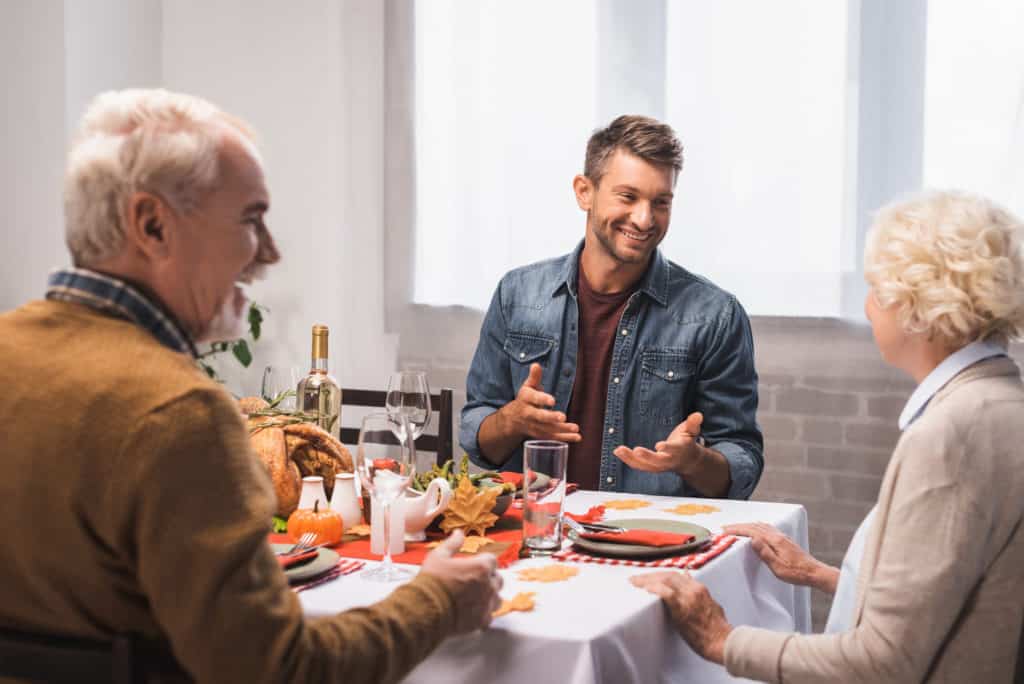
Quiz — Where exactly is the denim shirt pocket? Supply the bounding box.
[503,332,556,389]
[638,349,695,427]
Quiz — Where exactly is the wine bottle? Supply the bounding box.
[296,324,342,439]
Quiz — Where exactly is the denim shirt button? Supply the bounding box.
[612,376,620,384]
[606,476,615,484]
[620,329,628,336]
[608,427,615,434]
[519,352,526,359]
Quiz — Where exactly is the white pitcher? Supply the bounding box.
[297,475,326,510]
[403,478,453,542]
[329,472,362,529]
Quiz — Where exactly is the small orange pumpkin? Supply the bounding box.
[286,499,344,546]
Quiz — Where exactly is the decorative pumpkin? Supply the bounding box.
[286,499,344,546]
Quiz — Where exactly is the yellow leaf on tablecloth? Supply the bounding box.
[345,524,371,537]
[493,592,537,617]
[602,499,651,510]
[516,564,579,583]
[427,535,497,553]
[664,503,719,515]
[440,476,500,537]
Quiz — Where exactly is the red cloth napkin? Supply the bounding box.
[566,505,605,524]
[580,529,695,547]
[277,549,319,569]
[554,534,737,568]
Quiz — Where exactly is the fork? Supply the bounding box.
[277,532,318,556]
[563,517,624,537]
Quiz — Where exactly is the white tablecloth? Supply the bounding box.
[299,491,811,683]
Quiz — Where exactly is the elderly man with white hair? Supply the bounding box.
[0,89,501,683]
[633,190,1024,683]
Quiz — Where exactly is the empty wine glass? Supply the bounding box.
[261,365,301,411]
[385,371,432,444]
[356,412,415,582]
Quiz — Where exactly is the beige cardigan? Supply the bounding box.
[726,356,1024,683]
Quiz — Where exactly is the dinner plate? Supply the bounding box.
[567,518,712,559]
[271,544,341,582]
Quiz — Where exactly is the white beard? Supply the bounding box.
[196,285,248,343]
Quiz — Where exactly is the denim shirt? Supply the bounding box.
[460,241,763,499]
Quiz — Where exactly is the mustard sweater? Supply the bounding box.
[0,300,456,683]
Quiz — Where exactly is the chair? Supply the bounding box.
[338,387,454,466]
[0,628,186,683]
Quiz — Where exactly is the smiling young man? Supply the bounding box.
[461,115,764,499]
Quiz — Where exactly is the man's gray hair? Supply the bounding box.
[64,89,259,266]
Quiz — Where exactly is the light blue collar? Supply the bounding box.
[898,339,1006,430]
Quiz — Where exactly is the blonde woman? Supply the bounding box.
[633,190,1024,683]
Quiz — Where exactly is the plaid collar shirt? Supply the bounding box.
[45,267,198,358]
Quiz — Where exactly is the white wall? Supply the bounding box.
[0,1,67,310]
[0,0,397,399]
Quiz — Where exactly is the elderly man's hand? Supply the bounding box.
[420,530,503,633]
[724,522,839,595]
[502,363,582,443]
[630,571,732,664]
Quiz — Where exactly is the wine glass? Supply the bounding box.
[385,371,432,444]
[356,412,416,582]
[261,365,301,411]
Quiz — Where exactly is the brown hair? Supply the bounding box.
[583,115,684,186]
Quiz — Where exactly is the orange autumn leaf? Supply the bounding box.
[516,564,579,583]
[603,499,651,510]
[345,524,371,537]
[426,535,495,553]
[664,503,720,515]
[493,591,536,618]
[440,476,500,537]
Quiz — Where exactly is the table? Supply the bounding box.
[298,491,811,683]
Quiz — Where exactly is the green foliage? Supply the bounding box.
[197,302,265,381]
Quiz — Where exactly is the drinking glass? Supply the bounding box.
[522,440,569,556]
[261,365,301,411]
[385,370,432,444]
[356,412,416,581]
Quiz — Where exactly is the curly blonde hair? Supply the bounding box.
[864,190,1024,346]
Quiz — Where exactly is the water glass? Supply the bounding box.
[355,412,415,582]
[261,365,301,411]
[385,371,432,444]
[522,440,568,556]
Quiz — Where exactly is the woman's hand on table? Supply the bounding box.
[630,571,732,665]
[420,530,503,633]
[724,522,839,595]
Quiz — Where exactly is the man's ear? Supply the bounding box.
[573,174,594,211]
[123,191,172,260]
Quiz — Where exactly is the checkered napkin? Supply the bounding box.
[552,533,738,568]
[292,559,366,592]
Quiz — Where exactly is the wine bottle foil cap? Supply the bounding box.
[311,324,329,358]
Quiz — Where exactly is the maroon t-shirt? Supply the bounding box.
[565,263,637,490]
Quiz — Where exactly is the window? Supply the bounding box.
[411,1,854,316]
[923,1,1024,216]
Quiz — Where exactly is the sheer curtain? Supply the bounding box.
[412,1,853,316]
[923,1,1024,216]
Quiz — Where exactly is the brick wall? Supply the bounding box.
[399,309,1024,631]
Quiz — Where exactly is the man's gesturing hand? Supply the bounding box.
[502,363,581,443]
[421,530,503,633]
[613,412,704,474]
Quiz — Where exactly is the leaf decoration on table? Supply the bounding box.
[440,476,501,537]
[602,499,651,510]
[493,591,536,617]
[664,503,720,515]
[515,564,579,583]
[426,535,495,553]
[345,524,371,537]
